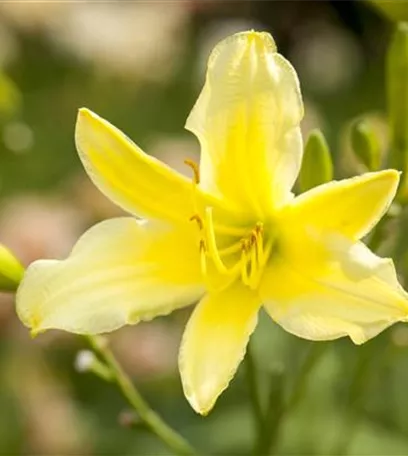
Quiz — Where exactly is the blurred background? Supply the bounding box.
[1,0,408,454]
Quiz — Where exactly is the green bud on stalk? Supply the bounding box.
[350,119,381,171]
[0,245,23,292]
[298,129,333,193]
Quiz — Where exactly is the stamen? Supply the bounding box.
[199,236,240,294]
[248,244,258,286]
[190,214,203,230]
[213,223,248,237]
[235,221,269,290]
[260,238,274,269]
[256,232,264,265]
[218,242,242,256]
[184,159,200,184]
[199,239,207,276]
[204,207,230,274]
[241,250,251,286]
[184,157,272,290]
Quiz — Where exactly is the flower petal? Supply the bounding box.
[260,237,408,345]
[76,108,227,224]
[16,217,204,335]
[186,31,304,215]
[179,283,260,414]
[285,170,400,242]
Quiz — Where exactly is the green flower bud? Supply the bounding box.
[0,245,23,292]
[387,22,408,200]
[298,129,333,193]
[350,119,381,171]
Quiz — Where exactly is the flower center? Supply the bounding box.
[185,159,273,292]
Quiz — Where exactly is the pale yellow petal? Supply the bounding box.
[179,283,260,414]
[186,31,304,215]
[284,170,400,242]
[260,238,408,345]
[16,218,204,335]
[75,108,230,224]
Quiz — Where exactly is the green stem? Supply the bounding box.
[257,366,284,456]
[287,343,326,412]
[332,345,376,455]
[245,342,266,453]
[88,336,197,456]
[246,341,325,455]
[266,343,326,454]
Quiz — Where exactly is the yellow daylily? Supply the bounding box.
[16,31,408,415]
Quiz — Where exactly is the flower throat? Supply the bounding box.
[185,159,274,291]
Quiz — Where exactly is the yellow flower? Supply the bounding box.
[16,31,408,415]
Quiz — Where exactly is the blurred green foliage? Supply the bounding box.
[369,0,408,22]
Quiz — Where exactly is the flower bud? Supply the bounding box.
[298,129,333,193]
[350,119,381,171]
[0,244,23,292]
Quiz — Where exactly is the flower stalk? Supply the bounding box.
[87,336,198,456]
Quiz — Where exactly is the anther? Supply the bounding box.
[199,238,206,252]
[255,222,263,234]
[190,214,203,230]
[240,238,249,252]
[184,159,200,184]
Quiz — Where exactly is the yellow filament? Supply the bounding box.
[248,244,258,287]
[256,234,264,265]
[205,207,231,274]
[197,212,270,290]
[199,239,207,276]
[261,238,274,268]
[199,235,240,294]
[241,250,251,286]
[218,241,242,256]
[212,222,248,237]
